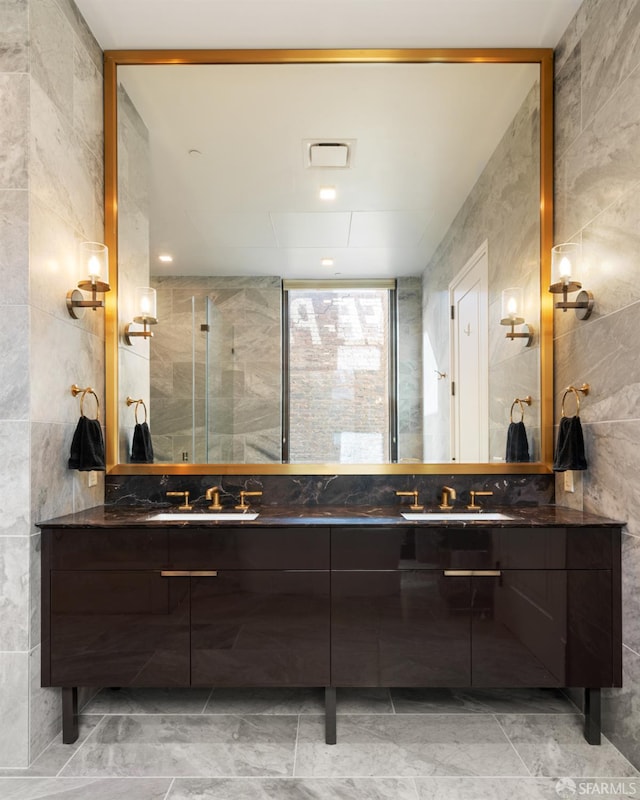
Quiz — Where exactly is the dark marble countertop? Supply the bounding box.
[37,504,625,529]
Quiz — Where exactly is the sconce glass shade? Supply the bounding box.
[67,241,110,318]
[499,286,532,345]
[124,287,158,345]
[77,241,109,292]
[500,287,524,325]
[550,242,581,292]
[133,287,157,324]
[549,242,594,319]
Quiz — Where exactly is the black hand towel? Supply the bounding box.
[68,416,105,471]
[505,420,530,462]
[131,421,154,463]
[553,415,587,471]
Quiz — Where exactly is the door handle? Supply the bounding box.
[443,569,501,577]
[160,570,218,577]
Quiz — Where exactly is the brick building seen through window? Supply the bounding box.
[286,286,392,463]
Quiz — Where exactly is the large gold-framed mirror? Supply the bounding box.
[104,48,553,475]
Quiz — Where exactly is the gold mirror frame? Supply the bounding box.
[104,48,554,476]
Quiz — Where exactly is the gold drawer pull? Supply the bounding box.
[443,569,502,577]
[160,570,218,577]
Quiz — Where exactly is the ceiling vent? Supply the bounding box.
[304,139,355,168]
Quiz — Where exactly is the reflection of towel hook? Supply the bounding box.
[463,323,471,336]
[71,384,100,421]
[509,395,532,423]
[561,383,590,418]
[434,370,447,380]
[126,396,148,425]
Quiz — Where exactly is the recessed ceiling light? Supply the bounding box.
[319,186,337,201]
[158,254,173,263]
[320,257,334,267]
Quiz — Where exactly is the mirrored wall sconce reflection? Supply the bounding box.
[124,287,158,345]
[549,242,594,320]
[500,286,533,346]
[66,242,110,318]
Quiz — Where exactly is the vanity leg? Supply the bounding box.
[325,687,336,745]
[584,688,601,745]
[62,687,79,744]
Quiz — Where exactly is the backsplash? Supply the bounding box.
[105,472,554,508]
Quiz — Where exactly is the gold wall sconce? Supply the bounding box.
[124,287,158,345]
[67,242,110,318]
[549,243,594,320]
[500,287,533,346]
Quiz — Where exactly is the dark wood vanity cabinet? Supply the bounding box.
[331,526,620,691]
[40,518,621,746]
[42,527,330,690]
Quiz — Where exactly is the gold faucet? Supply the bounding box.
[235,490,263,511]
[205,486,223,511]
[166,490,192,510]
[467,490,494,510]
[439,486,457,510]
[396,490,424,511]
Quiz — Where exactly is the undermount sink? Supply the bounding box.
[401,512,513,521]
[149,512,259,521]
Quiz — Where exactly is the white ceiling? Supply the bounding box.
[120,62,539,278]
[74,0,581,51]
[77,1,581,279]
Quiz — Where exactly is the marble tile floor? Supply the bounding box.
[0,687,638,799]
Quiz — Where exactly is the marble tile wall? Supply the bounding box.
[422,81,541,464]
[553,0,640,769]
[397,278,423,462]
[0,0,104,768]
[116,85,151,462]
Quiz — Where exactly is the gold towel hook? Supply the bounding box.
[71,384,100,420]
[561,383,590,418]
[509,395,532,424]
[126,396,148,425]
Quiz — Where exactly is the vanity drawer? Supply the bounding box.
[168,527,329,570]
[331,526,616,570]
[491,527,614,569]
[45,528,170,570]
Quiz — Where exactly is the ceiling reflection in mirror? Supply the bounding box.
[112,55,549,470]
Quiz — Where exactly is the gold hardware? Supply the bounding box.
[166,490,192,510]
[443,569,502,577]
[500,318,534,346]
[439,485,457,510]
[395,490,424,511]
[124,318,157,345]
[235,490,263,510]
[71,385,100,421]
[161,570,218,577]
[205,486,223,511]
[126,396,148,424]
[466,490,494,510]
[509,396,532,423]
[561,383,590,418]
